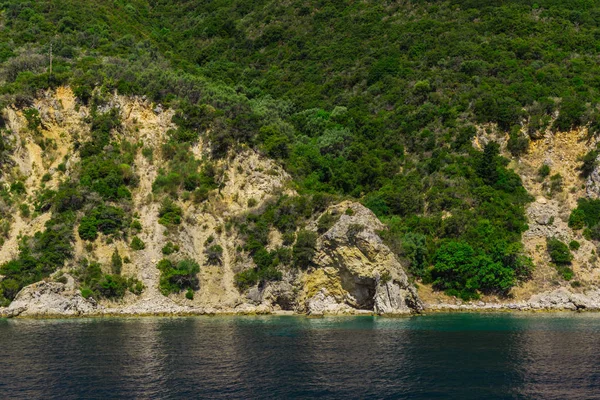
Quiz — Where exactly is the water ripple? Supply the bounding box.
[1,314,600,399]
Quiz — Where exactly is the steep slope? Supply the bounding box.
[0,88,423,316]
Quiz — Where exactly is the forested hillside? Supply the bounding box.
[1,0,600,305]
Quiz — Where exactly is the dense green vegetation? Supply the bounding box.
[3,0,600,300]
[546,237,574,280]
[157,258,200,295]
[569,198,600,233]
[77,259,143,300]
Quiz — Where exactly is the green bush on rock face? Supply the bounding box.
[185,288,194,300]
[158,199,183,226]
[162,242,180,255]
[130,236,146,251]
[569,199,600,237]
[78,205,128,241]
[293,230,317,269]
[75,259,143,300]
[546,237,575,281]
[205,244,223,265]
[157,258,200,295]
[547,238,573,265]
[111,250,123,274]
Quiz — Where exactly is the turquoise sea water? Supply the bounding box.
[1,313,599,399]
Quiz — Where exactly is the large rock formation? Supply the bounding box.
[4,274,98,317]
[302,201,423,315]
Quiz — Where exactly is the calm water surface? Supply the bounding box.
[1,313,599,399]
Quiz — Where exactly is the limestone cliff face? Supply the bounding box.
[230,201,425,315]
[301,201,422,315]
[444,123,600,308]
[0,87,422,317]
[6,88,600,316]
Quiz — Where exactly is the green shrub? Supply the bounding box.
[589,224,600,241]
[549,174,563,195]
[75,259,142,299]
[142,147,153,162]
[546,238,572,265]
[538,164,550,180]
[10,181,25,194]
[556,265,574,281]
[23,108,41,133]
[569,209,586,230]
[158,199,183,226]
[157,258,200,295]
[0,212,76,304]
[97,274,128,298]
[569,240,580,251]
[234,264,281,290]
[162,242,179,255]
[78,205,128,241]
[293,230,317,269]
[234,268,260,290]
[205,244,223,265]
[130,220,142,232]
[185,288,194,300]
[400,232,429,278]
[579,150,599,178]
[130,236,145,250]
[430,238,526,300]
[130,279,144,295]
[317,212,339,234]
[572,199,600,229]
[19,203,30,218]
[78,217,98,241]
[111,249,122,274]
[507,129,529,157]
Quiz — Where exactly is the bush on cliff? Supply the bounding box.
[157,258,200,295]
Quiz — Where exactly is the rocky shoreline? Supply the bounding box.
[3,286,600,319]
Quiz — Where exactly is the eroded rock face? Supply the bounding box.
[586,154,600,198]
[525,198,571,242]
[304,201,423,315]
[4,275,98,317]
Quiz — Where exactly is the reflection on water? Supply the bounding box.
[1,314,600,399]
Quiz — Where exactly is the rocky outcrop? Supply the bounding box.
[303,201,423,315]
[524,197,571,242]
[2,275,98,317]
[424,288,600,312]
[586,154,600,198]
[527,288,600,310]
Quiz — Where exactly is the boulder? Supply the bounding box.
[5,276,98,317]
